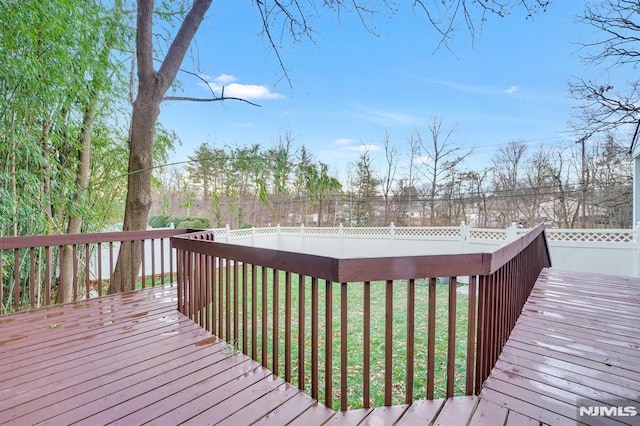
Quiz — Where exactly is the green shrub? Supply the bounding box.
[179,217,211,229]
[148,215,169,228]
[148,215,210,229]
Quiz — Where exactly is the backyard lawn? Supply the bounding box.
[204,267,470,409]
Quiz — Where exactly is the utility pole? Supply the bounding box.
[576,133,592,228]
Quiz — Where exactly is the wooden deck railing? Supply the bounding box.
[0,228,192,315]
[172,224,551,410]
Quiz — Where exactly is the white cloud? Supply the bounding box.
[346,144,381,152]
[332,138,359,146]
[505,85,518,94]
[213,74,237,84]
[333,140,381,152]
[418,76,522,97]
[206,74,283,100]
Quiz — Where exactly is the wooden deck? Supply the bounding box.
[1,268,639,425]
[480,268,640,426]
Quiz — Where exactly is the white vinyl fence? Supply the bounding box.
[205,224,640,278]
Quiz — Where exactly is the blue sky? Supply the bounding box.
[157,2,616,179]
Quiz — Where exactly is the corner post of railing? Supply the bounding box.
[506,223,518,241]
[460,221,469,253]
[389,222,396,255]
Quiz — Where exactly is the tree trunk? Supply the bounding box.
[58,86,98,303]
[112,89,161,292]
[111,0,212,293]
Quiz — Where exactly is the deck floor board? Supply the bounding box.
[1,268,639,425]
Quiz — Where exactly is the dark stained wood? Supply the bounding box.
[468,398,509,426]
[433,396,479,425]
[285,271,292,382]
[0,285,326,425]
[324,408,373,425]
[480,268,640,426]
[384,279,393,406]
[1,227,191,250]
[170,225,551,283]
[261,265,268,367]
[253,393,328,425]
[363,280,371,408]
[285,402,336,425]
[331,404,409,425]
[2,266,639,426]
[337,253,489,282]
[406,278,415,404]
[446,276,457,397]
[171,237,341,281]
[466,274,477,395]
[396,399,446,424]
[273,268,279,375]
[489,224,550,273]
[505,410,542,426]
[340,281,348,411]
[325,279,333,409]
[427,276,437,400]
[297,274,306,390]
[311,276,319,400]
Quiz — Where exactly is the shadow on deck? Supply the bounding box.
[0,268,638,425]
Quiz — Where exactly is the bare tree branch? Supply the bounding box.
[163,95,262,107]
[571,0,640,135]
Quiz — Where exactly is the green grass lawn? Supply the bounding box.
[198,267,470,410]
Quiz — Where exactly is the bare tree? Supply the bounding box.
[521,146,556,226]
[587,134,633,227]
[377,132,398,225]
[414,117,472,225]
[491,141,527,226]
[570,0,640,133]
[461,168,492,227]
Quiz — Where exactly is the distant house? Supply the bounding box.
[630,120,640,226]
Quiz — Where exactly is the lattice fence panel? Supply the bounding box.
[469,230,507,241]
[546,230,635,243]
[394,227,461,238]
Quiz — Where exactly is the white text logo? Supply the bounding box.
[579,406,638,417]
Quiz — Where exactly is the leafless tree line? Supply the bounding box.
[152,122,632,229]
